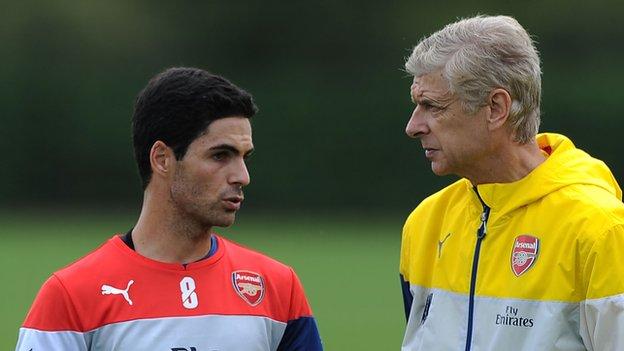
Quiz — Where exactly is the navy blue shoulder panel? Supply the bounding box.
[277,316,323,351]
[400,274,413,322]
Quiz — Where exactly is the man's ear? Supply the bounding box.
[487,88,512,131]
[149,141,175,179]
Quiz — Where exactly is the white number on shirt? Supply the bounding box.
[180,276,199,309]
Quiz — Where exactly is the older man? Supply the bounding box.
[400,15,624,350]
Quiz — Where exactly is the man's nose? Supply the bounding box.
[230,159,251,187]
[405,107,429,138]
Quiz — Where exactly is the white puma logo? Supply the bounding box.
[101,280,134,305]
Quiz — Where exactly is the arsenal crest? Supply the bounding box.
[511,235,540,276]
[231,270,265,306]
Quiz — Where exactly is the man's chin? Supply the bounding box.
[211,213,237,228]
[431,162,451,176]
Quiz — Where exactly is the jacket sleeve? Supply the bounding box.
[579,224,624,350]
[15,275,89,351]
[400,217,414,322]
[400,274,413,322]
[276,269,323,351]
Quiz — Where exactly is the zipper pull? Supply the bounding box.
[478,208,489,239]
[473,186,490,240]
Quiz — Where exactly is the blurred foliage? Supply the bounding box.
[1,1,622,213]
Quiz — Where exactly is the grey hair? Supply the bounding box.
[405,15,541,144]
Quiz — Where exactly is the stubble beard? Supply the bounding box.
[170,188,238,238]
[169,166,242,238]
[196,204,237,229]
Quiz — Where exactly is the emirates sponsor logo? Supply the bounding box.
[495,305,534,328]
[231,270,265,306]
[511,235,539,276]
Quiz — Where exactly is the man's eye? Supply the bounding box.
[212,152,229,161]
[420,103,443,113]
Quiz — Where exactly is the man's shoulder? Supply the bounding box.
[53,236,119,281]
[559,182,624,212]
[21,236,121,331]
[423,178,471,204]
[219,236,295,279]
[405,178,471,221]
[553,183,624,238]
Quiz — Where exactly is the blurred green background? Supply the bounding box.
[2,213,405,349]
[2,0,623,349]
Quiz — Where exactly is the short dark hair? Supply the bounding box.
[132,67,258,189]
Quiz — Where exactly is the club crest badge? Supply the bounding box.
[511,235,540,276]
[231,270,265,306]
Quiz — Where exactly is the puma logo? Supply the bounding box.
[101,280,134,305]
[438,233,452,258]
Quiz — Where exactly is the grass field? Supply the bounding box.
[1,211,406,349]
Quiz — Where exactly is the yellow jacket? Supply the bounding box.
[400,133,624,351]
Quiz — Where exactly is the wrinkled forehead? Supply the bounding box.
[410,72,452,101]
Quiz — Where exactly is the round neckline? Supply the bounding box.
[109,234,226,271]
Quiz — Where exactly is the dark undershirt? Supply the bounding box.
[122,230,218,265]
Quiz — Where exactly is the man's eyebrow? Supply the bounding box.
[209,144,254,156]
[411,88,440,105]
[209,144,238,153]
[417,92,454,106]
[414,97,440,106]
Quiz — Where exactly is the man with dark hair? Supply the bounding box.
[399,16,624,350]
[16,67,323,350]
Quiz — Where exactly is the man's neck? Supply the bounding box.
[467,139,546,185]
[131,191,213,265]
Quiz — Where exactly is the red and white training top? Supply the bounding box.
[16,234,322,350]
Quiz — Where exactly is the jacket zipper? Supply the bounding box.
[465,188,490,351]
